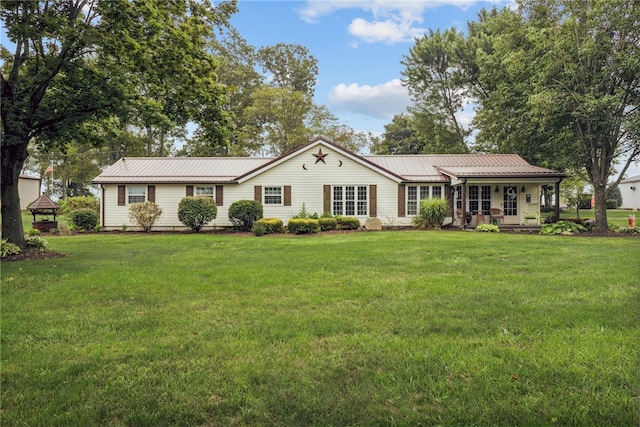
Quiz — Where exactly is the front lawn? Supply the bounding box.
[2,231,638,426]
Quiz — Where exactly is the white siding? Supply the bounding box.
[242,144,406,226]
[99,144,416,230]
[619,181,640,209]
[18,177,42,210]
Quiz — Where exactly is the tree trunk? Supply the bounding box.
[1,141,29,247]
[593,183,608,232]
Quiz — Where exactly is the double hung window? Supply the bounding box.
[128,186,146,204]
[196,186,214,199]
[264,186,282,205]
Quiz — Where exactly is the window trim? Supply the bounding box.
[332,185,368,217]
[407,185,444,216]
[127,185,146,204]
[263,186,283,205]
[195,185,215,199]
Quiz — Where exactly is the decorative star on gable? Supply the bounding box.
[313,148,328,164]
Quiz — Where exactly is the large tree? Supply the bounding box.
[1,0,236,246]
[402,1,640,231]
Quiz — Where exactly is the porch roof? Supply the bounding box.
[437,165,566,180]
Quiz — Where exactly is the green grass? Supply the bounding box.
[2,231,639,426]
[559,209,637,226]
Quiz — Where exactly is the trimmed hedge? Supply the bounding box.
[336,216,360,230]
[228,200,263,231]
[255,218,284,234]
[318,217,338,231]
[71,208,99,231]
[178,197,217,232]
[287,218,320,234]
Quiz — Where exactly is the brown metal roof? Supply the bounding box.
[93,157,274,184]
[26,193,60,211]
[93,143,565,184]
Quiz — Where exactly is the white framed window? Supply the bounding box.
[196,186,214,198]
[407,185,443,215]
[128,186,146,204]
[264,186,282,205]
[469,185,492,214]
[333,185,367,216]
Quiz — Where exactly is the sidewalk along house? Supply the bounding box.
[93,136,565,231]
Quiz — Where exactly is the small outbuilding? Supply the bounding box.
[619,175,640,210]
[26,193,61,232]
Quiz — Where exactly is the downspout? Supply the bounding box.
[100,185,105,228]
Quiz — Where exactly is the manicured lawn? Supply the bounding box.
[559,209,637,227]
[2,231,638,426]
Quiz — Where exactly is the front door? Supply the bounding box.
[503,186,518,224]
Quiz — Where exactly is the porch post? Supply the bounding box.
[461,184,466,225]
[554,181,560,222]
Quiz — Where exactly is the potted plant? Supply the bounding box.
[465,211,472,225]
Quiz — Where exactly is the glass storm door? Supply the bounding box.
[503,186,518,223]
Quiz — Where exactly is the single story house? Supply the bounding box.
[93,136,565,231]
[618,175,640,210]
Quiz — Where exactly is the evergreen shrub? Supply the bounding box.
[336,216,360,230]
[318,217,338,231]
[178,197,217,232]
[255,218,284,234]
[287,218,320,234]
[71,208,99,231]
[228,200,263,232]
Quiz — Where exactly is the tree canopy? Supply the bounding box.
[1,0,237,246]
[401,0,640,231]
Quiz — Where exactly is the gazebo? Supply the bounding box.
[26,193,60,232]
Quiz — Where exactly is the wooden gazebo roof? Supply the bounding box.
[27,193,60,221]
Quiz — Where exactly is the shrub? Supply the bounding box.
[178,197,217,232]
[414,198,449,229]
[71,208,99,231]
[1,239,21,258]
[287,218,320,234]
[128,202,163,232]
[24,236,49,251]
[318,217,338,231]
[606,199,618,209]
[336,216,360,230]
[255,218,284,234]
[291,203,319,220]
[617,226,639,234]
[27,228,41,236]
[475,224,500,233]
[228,200,263,231]
[59,196,99,215]
[539,220,587,235]
[252,222,266,236]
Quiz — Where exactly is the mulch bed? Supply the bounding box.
[2,249,66,262]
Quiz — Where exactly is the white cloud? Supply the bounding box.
[299,1,512,45]
[328,79,411,120]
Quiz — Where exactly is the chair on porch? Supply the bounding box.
[489,208,504,225]
[523,204,540,225]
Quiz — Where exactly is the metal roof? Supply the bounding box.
[93,147,565,185]
[93,157,274,184]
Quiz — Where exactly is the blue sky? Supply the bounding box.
[230,0,513,136]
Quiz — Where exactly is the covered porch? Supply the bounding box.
[440,167,565,227]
